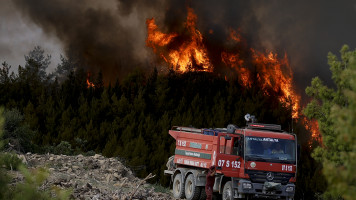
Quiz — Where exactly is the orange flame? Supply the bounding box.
[302,117,322,147]
[221,51,249,86]
[146,8,212,72]
[222,30,300,119]
[146,7,321,144]
[252,50,300,119]
[86,73,95,88]
[146,18,177,51]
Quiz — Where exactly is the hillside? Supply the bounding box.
[10,153,173,200]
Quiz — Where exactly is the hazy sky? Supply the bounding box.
[2,0,356,92]
[0,0,63,72]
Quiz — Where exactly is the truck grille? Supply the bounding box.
[245,170,294,185]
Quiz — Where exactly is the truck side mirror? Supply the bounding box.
[297,144,301,161]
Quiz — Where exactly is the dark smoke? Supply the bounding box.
[13,0,356,92]
[12,0,167,82]
[190,0,356,96]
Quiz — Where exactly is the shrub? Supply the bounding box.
[53,141,73,155]
[9,165,71,200]
[152,183,170,193]
[84,150,96,156]
[3,109,34,153]
[0,153,23,170]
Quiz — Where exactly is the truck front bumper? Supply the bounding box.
[234,179,295,199]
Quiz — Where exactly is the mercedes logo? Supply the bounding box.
[266,172,274,181]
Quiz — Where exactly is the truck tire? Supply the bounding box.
[222,181,233,200]
[173,173,185,199]
[213,193,222,200]
[185,174,201,200]
[199,186,206,200]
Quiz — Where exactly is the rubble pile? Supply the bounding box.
[12,153,173,200]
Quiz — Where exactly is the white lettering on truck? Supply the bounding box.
[177,140,186,147]
[218,159,241,168]
[282,165,293,171]
[179,158,206,167]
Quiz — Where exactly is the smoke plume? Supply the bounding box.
[12,0,356,90]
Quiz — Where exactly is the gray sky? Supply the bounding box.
[0,0,63,72]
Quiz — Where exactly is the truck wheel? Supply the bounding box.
[213,193,223,200]
[199,187,206,200]
[222,181,233,200]
[185,174,201,200]
[173,173,185,199]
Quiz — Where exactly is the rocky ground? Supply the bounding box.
[10,153,174,200]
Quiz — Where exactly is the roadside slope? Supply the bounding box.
[12,153,173,200]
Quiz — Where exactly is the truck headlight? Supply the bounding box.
[242,182,252,189]
[286,186,294,192]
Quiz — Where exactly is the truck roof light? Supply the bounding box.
[247,123,282,131]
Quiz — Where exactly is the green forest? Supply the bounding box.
[0,45,355,200]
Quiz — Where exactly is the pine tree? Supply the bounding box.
[304,45,356,199]
[59,106,74,143]
[102,133,119,157]
[128,134,148,177]
[0,62,13,105]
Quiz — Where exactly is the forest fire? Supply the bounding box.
[310,120,321,141]
[146,7,212,72]
[303,118,322,146]
[222,49,300,119]
[86,73,95,88]
[146,7,321,143]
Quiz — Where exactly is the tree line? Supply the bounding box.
[2,45,353,199]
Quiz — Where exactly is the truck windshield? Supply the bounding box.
[245,136,296,164]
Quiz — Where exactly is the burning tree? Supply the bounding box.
[146,7,320,142]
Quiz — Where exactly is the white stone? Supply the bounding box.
[99,160,105,165]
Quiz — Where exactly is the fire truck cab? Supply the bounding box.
[165,120,297,200]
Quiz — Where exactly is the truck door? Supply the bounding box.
[216,134,242,177]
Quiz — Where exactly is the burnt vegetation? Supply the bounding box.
[0,47,322,199]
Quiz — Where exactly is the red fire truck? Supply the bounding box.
[164,119,297,200]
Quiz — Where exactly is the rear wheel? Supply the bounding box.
[198,186,206,200]
[173,173,185,199]
[222,181,233,200]
[185,174,201,200]
[213,193,223,200]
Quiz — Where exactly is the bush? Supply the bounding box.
[8,165,71,200]
[53,141,73,155]
[152,183,170,193]
[84,150,96,156]
[0,153,23,170]
[3,109,34,153]
[1,107,70,199]
[41,145,55,154]
[0,169,10,200]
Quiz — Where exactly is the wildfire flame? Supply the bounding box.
[86,73,95,88]
[146,7,212,72]
[302,117,322,147]
[146,7,321,143]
